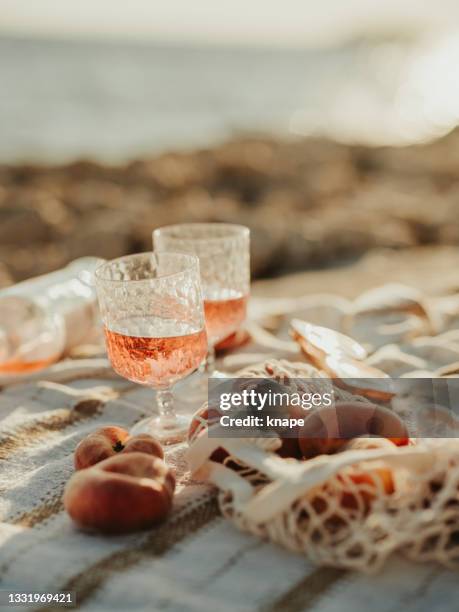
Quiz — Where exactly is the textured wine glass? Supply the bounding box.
[153,223,250,373]
[94,252,207,444]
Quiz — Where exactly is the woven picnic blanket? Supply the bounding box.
[2,281,459,611]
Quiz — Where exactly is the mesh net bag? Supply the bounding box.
[187,359,459,573]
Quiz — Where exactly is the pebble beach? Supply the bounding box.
[1,128,459,287]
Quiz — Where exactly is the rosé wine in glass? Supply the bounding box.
[104,319,207,387]
[153,224,250,376]
[94,251,206,444]
[203,291,248,345]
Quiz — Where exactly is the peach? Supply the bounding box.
[298,401,409,459]
[64,452,175,533]
[74,426,163,470]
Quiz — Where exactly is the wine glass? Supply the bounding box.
[94,252,207,444]
[153,224,250,375]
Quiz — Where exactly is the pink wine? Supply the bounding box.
[104,318,207,387]
[0,355,58,375]
[204,293,248,344]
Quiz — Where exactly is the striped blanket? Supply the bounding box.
[1,284,459,610]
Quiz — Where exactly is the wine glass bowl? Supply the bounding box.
[153,224,250,353]
[94,252,207,444]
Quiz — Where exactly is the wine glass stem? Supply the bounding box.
[156,388,176,425]
[205,345,216,376]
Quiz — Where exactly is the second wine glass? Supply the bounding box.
[153,223,250,374]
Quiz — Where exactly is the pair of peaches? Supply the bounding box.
[66,399,410,533]
[64,427,175,534]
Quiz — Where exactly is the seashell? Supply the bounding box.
[324,354,389,380]
[290,318,393,399]
[290,318,367,362]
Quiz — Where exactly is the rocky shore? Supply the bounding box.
[1,129,459,287]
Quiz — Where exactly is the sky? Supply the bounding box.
[1,0,458,47]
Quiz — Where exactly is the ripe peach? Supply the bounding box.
[298,401,409,459]
[64,452,175,533]
[74,426,163,470]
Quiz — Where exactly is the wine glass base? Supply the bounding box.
[130,414,190,445]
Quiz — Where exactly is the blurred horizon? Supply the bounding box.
[0,28,420,55]
[1,2,459,162]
